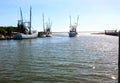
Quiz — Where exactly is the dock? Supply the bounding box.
[105,30,118,36]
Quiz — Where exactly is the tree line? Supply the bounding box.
[0,26,17,37]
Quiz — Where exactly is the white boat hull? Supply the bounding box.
[13,33,38,39]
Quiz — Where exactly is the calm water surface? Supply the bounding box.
[0,33,118,83]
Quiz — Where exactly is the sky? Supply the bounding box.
[0,0,120,32]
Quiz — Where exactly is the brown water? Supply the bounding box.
[0,33,118,83]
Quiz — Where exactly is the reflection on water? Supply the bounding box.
[0,33,118,83]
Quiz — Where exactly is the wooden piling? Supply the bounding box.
[118,30,120,83]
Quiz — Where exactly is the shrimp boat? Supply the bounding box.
[13,7,38,39]
[38,13,46,38]
[69,16,79,37]
[38,13,52,37]
[45,18,52,37]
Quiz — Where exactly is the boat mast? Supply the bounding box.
[70,16,71,27]
[49,18,50,28]
[20,8,23,23]
[76,15,79,27]
[42,13,45,33]
[18,7,24,33]
[29,6,32,34]
[48,18,52,29]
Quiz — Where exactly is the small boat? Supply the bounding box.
[38,32,46,38]
[69,16,79,37]
[69,25,78,37]
[45,19,52,37]
[13,7,38,39]
[38,14,52,38]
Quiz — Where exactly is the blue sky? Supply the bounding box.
[0,0,120,32]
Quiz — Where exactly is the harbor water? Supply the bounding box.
[0,32,118,83]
